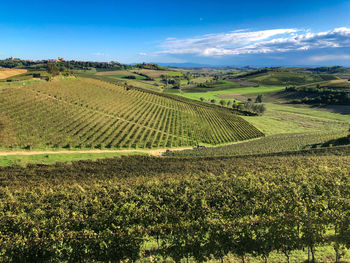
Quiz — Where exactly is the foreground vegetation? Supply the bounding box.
[0,151,349,262]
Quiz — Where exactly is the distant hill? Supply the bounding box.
[236,68,338,85]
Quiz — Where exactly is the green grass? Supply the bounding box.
[0,151,147,167]
[178,86,285,101]
[242,103,350,135]
[242,70,338,85]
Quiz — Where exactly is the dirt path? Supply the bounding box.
[0,147,194,157]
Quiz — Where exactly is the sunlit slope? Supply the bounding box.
[0,78,263,149]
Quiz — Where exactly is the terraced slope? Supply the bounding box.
[0,78,263,149]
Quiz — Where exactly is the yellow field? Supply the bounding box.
[0,68,27,79]
[96,70,138,76]
[133,69,182,78]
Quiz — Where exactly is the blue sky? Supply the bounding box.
[1,0,350,66]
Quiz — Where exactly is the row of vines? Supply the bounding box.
[0,78,263,149]
[0,153,349,262]
[165,131,349,157]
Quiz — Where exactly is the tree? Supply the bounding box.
[47,63,59,76]
[200,97,205,102]
[210,99,216,104]
[219,100,226,107]
[255,94,263,103]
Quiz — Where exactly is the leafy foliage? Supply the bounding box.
[0,153,349,262]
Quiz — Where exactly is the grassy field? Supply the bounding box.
[241,70,338,85]
[0,77,263,149]
[0,68,27,79]
[242,102,350,135]
[178,86,285,101]
[0,151,147,166]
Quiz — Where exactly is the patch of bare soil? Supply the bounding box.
[216,93,248,102]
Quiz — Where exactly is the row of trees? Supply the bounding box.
[286,85,350,105]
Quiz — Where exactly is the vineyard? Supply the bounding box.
[164,130,349,157]
[0,78,263,149]
[0,152,349,262]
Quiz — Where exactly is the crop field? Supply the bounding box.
[133,69,183,78]
[0,68,27,79]
[241,70,338,85]
[0,152,349,262]
[165,130,348,157]
[0,78,263,149]
[179,86,286,101]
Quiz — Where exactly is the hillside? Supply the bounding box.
[237,68,338,86]
[0,77,263,149]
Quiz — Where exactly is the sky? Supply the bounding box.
[1,0,350,66]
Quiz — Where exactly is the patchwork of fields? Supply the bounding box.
[0,78,263,149]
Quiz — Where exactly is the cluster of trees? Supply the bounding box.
[46,63,72,77]
[134,63,166,70]
[160,75,182,89]
[286,85,350,105]
[200,94,266,115]
[0,58,36,68]
[306,66,346,74]
[0,154,349,262]
[0,58,128,71]
[243,101,267,114]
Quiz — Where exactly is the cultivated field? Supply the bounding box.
[0,152,349,262]
[165,130,348,157]
[0,78,263,149]
[0,68,27,79]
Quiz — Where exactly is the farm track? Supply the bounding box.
[0,147,194,157]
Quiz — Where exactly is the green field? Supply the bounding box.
[178,86,285,101]
[240,69,338,85]
[0,151,147,166]
[0,77,263,149]
[243,102,350,135]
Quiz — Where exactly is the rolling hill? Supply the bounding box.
[237,68,338,85]
[0,77,263,149]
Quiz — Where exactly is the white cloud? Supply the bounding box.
[159,27,350,57]
[309,54,350,62]
[138,52,147,56]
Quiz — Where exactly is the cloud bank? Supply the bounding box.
[159,27,350,57]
